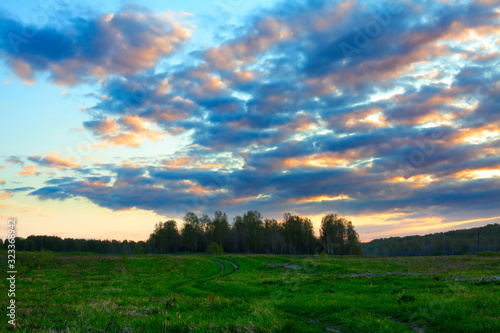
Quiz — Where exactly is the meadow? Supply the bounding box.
[1,252,499,332]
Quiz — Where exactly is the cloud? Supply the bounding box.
[83,115,164,147]
[28,153,81,169]
[6,156,24,165]
[0,6,192,85]
[8,0,499,232]
[0,193,13,200]
[80,0,498,150]
[18,165,42,176]
[28,157,500,223]
[3,187,36,194]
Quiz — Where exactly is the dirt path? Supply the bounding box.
[212,259,225,272]
[220,259,239,271]
[211,259,238,275]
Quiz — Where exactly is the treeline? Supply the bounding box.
[1,235,148,255]
[1,211,361,255]
[362,223,500,256]
[148,211,361,255]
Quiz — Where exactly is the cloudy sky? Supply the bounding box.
[0,0,499,242]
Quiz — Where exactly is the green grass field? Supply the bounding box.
[1,252,499,332]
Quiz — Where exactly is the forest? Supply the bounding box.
[362,223,500,256]
[7,214,499,257]
[2,211,362,256]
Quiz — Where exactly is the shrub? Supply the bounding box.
[476,251,500,257]
[207,242,224,256]
[317,251,328,262]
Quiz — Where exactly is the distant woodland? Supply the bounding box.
[5,215,499,257]
[2,211,361,256]
[362,224,500,256]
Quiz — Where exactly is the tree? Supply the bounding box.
[282,213,302,254]
[199,213,211,250]
[149,220,180,253]
[181,222,196,252]
[332,216,346,258]
[207,242,224,256]
[231,216,245,253]
[301,217,316,254]
[7,210,368,256]
[264,219,282,254]
[320,214,360,257]
[181,212,202,252]
[134,242,145,254]
[243,210,264,253]
[345,220,362,255]
[282,213,316,254]
[207,211,229,248]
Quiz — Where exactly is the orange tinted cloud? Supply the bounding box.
[89,118,118,134]
[289,194,354,204]
[0,193,13,200]
[453,169,500,180]
[389,174,435,187]
[106,133,144,147]
[28,153,80,169]
[281,152,361,170]
[44,154,80,169]
[181,180,210,195]
[205,18,293,70]
[92,116,164,148]
[456,127,500,145]
[18,165,41,176]
[231,69,255,83]
[161,156,226,170]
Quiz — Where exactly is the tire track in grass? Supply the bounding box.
[172,258,238,296]
[220,259,239,272]
[170,258,224,293]
[212,259,225,272]
[211,258,239,277]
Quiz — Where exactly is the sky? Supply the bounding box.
[0,0,499,242]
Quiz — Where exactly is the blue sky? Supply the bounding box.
[1,0,499,241]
